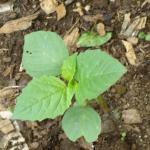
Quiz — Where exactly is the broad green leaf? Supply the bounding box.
[62,106,101,142]
[61,53,77,81]
[77,32,112,47]
[13,75,73,121]
[145,34,150,41]
[75,50,127,103]
[23,31,69,78]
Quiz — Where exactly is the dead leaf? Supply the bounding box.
[0,12,39,34]
[122,40,137,65]
[120,13,131,35]
[83,14,103,22]
[141,0,150,7]
[127,37,138,45]
[136,17,147,30]
[2,65,15,78]
[97,22,105,36]
[56,3,66,21]
[0,1,13,14]
[120,15,147,38]
[64,27,80,53]
[40,0,58,14]
[73,2,83,16]
[0,86,19,101]
[0,120,15,134]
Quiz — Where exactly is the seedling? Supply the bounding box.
[121,131,127,141]
[13,31,127,142]
[138,31,150,41]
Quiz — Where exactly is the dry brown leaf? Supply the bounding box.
[0,12,39,34]
[122,40,137,65]
[127,37,138,45]
[120,15,147,38]
[2,65,15,78]
[141,0,150,7]
[64,27,80,53]
[0,120,15,134]
[97,22,105,36]
[136,17,147,30]
[56,3,66,21]
[0,86,19,101]
[73,7,83,16]
[120,13,131,35]
[40,0,58,14]
[83,14,103,22]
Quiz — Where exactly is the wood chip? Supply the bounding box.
[40,0,58,14]
[122,40,137,65]
[64,27,80,53]
[56,3,66,21]
[97,22,105,36]
[0,120,14,134]
[122,109,142,124]
[83,14,103,22]
[0,12,39,34]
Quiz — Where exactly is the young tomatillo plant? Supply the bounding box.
[13,31,127,143]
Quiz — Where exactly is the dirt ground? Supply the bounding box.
[0,0,150,150]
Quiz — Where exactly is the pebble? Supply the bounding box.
[122,109,142,124]
[65,0,74,5]
[30,142,39,149]
[101,118,115,133]
[84,5,91,12]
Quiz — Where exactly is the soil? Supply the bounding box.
[0,0,150,150]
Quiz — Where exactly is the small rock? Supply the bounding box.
[30,142,39,149]
[3,57,11,63]
[60,139,78,150]
[101,118,115,133]
[65,0,74,5]
[115,85,127,95]
[97,22,106,36]
[84,5,91,12]
[122,109,142,124]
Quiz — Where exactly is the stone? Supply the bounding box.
[122,109,142,124]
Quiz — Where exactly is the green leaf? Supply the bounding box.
[138,32,146,39]
[145,34,150,41]
[75,50,127,103]
[77,32,112,47]
[23,31,69,78]
[62,106,101,142]
[61,53,77,81]
[13,75,73,121]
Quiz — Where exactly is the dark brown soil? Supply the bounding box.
[0,0,150,150]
